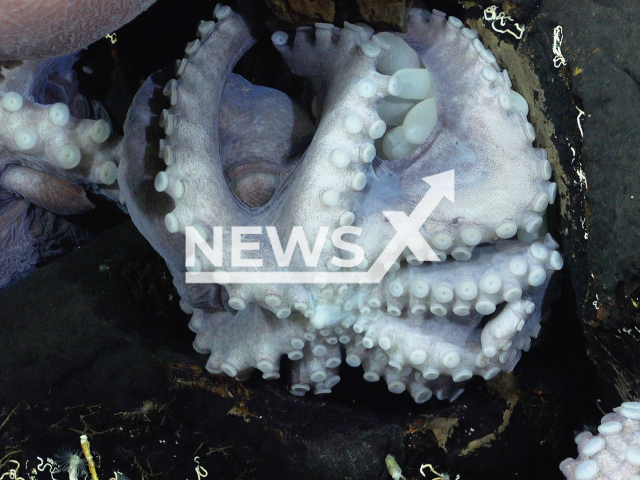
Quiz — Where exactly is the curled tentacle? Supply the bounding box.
[153,9,257,238]
[0,90,120,185]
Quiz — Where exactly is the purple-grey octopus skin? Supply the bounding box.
[560,402,640,479]
[0,56,121,289]
[120,64,316,303]
[119,6,563,402]
[0,0,156,61]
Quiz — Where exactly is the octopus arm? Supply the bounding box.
[1,165,94,215]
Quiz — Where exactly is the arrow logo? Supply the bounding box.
[368,170,455,282]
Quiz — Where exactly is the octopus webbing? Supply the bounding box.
[118,4,562,403]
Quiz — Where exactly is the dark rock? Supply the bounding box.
[265,0,336,24]
[351,0,411,30]
[264,0,415,30]
[554,0,640,402]
[0,221,187,406]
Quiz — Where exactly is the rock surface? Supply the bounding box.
[265,0,413,29]
[265,0,336,24]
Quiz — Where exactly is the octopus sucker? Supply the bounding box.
[118,4,562,402]
[561,402,640,480]
[0,90,120,184]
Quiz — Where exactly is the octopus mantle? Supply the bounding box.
[118,5,562,403]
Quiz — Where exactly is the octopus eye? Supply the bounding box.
[227,165,279,208]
